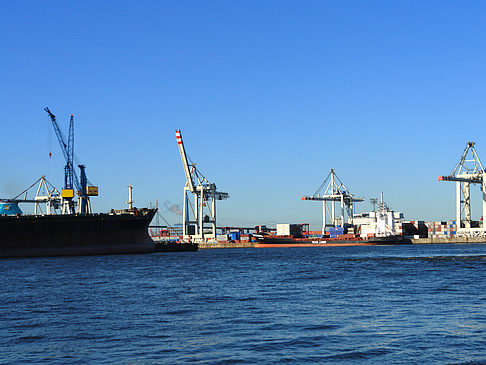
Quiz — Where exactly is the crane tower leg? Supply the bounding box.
[193,192,197,236]
[321,201,326,235]
[211,189,216,237]
[198,187,204,239]
[340,195,344,226]
[331,201,335,227]
[464,182,471,228]
[483,172,486,228]
[349,203,354,226]
[183,189,188,238]
[456,182,461,228]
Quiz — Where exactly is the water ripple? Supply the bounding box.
[0,244,485,364]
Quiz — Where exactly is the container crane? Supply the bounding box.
[2,176,62,215]
[45,107,98,214]
[438,141,486,230]
[175,130,229,242]
[301,168,364,234]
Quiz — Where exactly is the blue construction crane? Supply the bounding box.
[44,107,97,214]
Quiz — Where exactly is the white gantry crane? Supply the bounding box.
[438,141,486,231]
[301,168,364,234]
[3,176,63,215]
[175,130,229,242]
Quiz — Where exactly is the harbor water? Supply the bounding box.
[1,244,485,364]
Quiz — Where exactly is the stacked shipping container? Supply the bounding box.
[396,221,428,238]
[425,221,457,238]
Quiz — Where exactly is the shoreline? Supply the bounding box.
[197,238,486,249]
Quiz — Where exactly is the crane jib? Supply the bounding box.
[175,129,196,193]
[44,108,98,209]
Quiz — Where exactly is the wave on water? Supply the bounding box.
[1,245,486,364]
[348,255,486,262]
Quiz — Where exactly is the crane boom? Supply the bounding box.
[45,107,69,163]
[44,107,80,191]
[66,114,74,189]
[175,130,196,193]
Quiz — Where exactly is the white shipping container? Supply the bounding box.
[277,224,291,236]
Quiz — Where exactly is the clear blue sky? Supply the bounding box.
[1,1,486,229]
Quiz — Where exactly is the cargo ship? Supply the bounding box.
[0,203,157,258]
[253,233,410,247]
[253,200,412,248]
[0,108,162,258]
[0,178,158,258]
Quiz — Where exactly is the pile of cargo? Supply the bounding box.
[216,232,255,243]
[306,230,325,238]
[240,234,251,242]
[217,234,229,242]
[329,226,346,238]
[425,221,457,238]
[396,221,428,238]
[276,224,306,237]
[149,225,183,242]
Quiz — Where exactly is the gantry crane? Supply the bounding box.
[301,168,364,234]
[2,176,63,215]
[438,141,486,230]
[45,107,98,214]
[175,130,229,242]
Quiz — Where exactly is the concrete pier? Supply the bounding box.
[154,238,486,251]
[198,242,255,249]
[154,241,198,252]
[411,237,486,244]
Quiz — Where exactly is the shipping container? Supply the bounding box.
[216,234,228,242]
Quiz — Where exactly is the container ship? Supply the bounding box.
[253,231,410,248]
[253,202,412,248]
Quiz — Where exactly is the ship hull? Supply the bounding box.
[0,209,157,258]
[253,235,411,248]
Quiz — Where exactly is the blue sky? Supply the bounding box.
[1,1,486,229]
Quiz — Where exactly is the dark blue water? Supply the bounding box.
[1,244,485,364]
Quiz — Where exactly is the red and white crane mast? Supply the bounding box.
[175,130,196,194]
[175,130,229,242]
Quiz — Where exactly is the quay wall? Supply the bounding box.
[154,241,198,252]
[198,242,255,249]
[165,238,486,251]
[411,237,486,244]
[199,238,486,248]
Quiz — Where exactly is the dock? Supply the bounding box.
[411,237,486,244]
[198,242,255,249]
[153,240,198,252]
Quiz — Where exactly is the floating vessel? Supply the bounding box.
[253,233,410,247]
[0,177,158,258]
[0,207,157,258]
[254,194,412,248]
[0,108,161,258]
